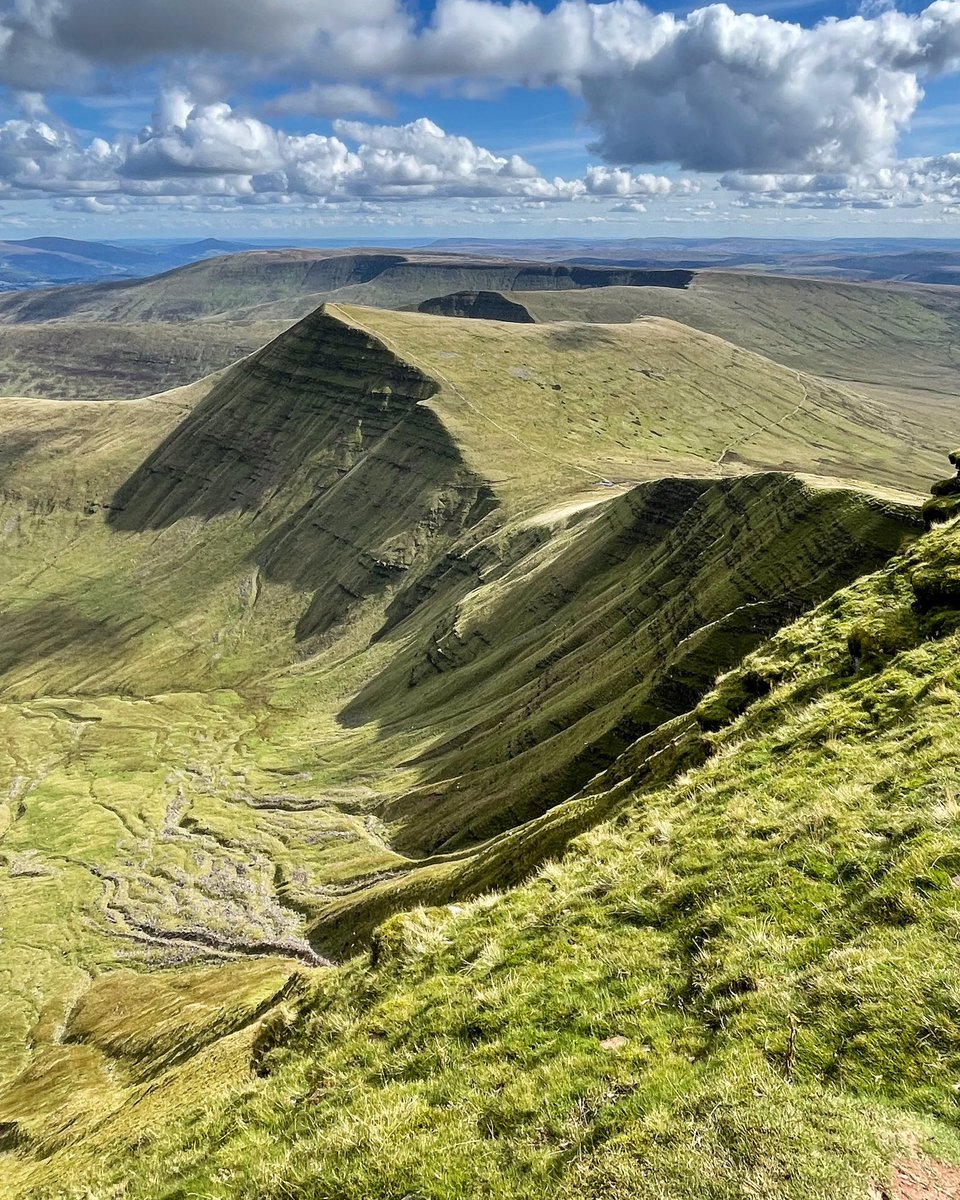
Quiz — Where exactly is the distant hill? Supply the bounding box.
[0,236,261,291]
[426,235,960,281]
[176,238,252,254]
[0,249,692,323]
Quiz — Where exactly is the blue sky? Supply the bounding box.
[1,0,960,239]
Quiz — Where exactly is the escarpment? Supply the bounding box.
[108,305,443,530]
[0,251,694,326]
[347,473,922,855]
[1,284,955,1198]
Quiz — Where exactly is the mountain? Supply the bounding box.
[0,249,691,323]
[0,319,293,400]
[0,295,958,1198]
[2,248,960,408]
[11,237,160,269]
[0,249,685,400]
[0,236,260,292]
[22,490,956,1200]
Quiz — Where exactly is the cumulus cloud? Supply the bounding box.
[585,166,693,197]
[720,156,960,209]
[577,3,929,172]
[4,88,960,219]
[0,98,608,205]
[124,91,288,179]
[325,0,960,173]
[0,116,121,195]
[5,0,960,179]
[3,0,960,217]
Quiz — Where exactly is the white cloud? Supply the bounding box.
[0,99,598,204]
[720,155,960,208]
[6,92,960,219]
[569,1,958,173]
[6,0,960,180]
[124,91,288,179]
[4,0,960,220]
[319,0,960,173]
[584,165,697,197]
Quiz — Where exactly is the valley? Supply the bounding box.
[0,249,958,1199]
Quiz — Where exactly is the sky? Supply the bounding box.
[2,0,960,239]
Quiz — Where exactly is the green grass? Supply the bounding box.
[516,273,960,397]
[7,513,960,1199]
[0,320,292,400]
[0,301,957,1197]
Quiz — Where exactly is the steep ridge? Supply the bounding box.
[108,305,497,642]
[0,302,947,1195]
[339,474,921,857]
[0,306,497,699]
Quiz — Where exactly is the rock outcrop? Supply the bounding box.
[923,447,960,526]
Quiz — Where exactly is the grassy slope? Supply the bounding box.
[514,274,960,390]
[0,320,292,400]
[0,302,953,1196]
[350,306,940,498]
[0,251,687,401]
[9,501,960,1200]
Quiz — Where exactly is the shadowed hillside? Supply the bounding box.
[418,290,535,322]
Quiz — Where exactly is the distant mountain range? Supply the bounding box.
[3,234,960,291]
[0,236,257,289]
[426,236,960,283]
